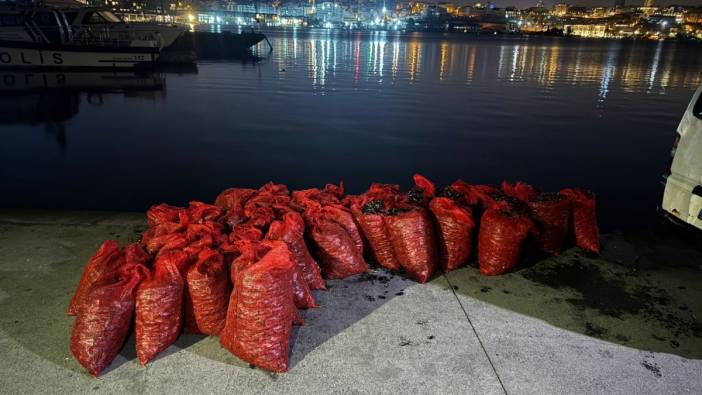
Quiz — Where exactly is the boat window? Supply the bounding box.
[99,11,123,23]
[0,15,25,26]
[64,12,79,24]
[82,11,107,24]
[33,12,59,27]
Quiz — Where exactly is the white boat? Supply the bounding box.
[0,1,186,68]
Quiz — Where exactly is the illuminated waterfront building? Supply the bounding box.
[437,2,457,15]
[504,6,519,19]
[590,7,606,18]
[567,6,588,17]
[565,23,607,37]
[552,3,568,16]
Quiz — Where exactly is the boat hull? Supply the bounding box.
[161,31,266,61]
[0,43,159,69]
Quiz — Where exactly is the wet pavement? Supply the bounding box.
[1,209,701,394]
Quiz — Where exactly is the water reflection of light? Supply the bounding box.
[293,29,298,60]
[545,44,560,86]
[281,34,700,96]
[497,44,508,80]
[598,44,618,103]
[407,41,420,82]
[439,42,448,81]
[648,41,662,92]
[308,39,316,87]
[659,44,673,92]
[371,31,387,81]
[391,38,400,80]
[320,38,327,87]
[332,39,337,77]
[509,45,520,82]
[353,34,360,84]
[571,44,583,85]
[465,46,476,85]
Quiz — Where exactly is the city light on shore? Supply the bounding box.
[108,0,702,40]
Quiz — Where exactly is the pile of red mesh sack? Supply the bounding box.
[67,177,601,376]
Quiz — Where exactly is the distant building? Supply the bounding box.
[567,6,588,17]
[565,23,607,37]
[437,2,457,15]
[504,6,519,19]
[552,3,568,16]
[590,7,607,18]
[614,0,624,7]
[643,0,655,7]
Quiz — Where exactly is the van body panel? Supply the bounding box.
[662,84,702,231]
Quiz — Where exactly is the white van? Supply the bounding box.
[662,84,702,231]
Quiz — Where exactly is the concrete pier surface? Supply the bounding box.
[1,209,701,394]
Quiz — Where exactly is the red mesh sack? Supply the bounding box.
[141,213,188,245]
[307,209,368,279]
[67,240,123,316]
[214,188,256,210]
[526,193,571,255]
[478,205,533,276]
[231,223,264,242]
[386,208,438,283]
[501,181,537,203]
[70,263,148,377]
[215,188,257,227]
[243,187,291,229]
[225,241,308,319]
[291,182,344,211]
[187,222,226,246]
[559,188,600,254]
[350,206,401,272]
[267,212,326,290]
[220,242,296,372]
[450,181,501,208]
[257,182,290,196]
[185,248,230,336]
[123,243,151,266]
[227,240,263,285]
[429,197,475,272]
[244,203,276,228]
[146,204,182,227]
[289,259,317,309]
[252,224,317,309]
[411,174,436,204]
[146,233,189,258]
[135,251,190,366]
[320,205,364,256]
[187,201,223,223]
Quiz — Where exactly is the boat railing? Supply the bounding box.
[30,25,163,48]
[69,26,162,48]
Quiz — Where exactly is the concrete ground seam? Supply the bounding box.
[444,274,509,395]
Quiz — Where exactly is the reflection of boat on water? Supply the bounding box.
[0,70,166,93]
[0,70,170,148]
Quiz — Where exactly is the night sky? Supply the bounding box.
[484,0,701,7]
